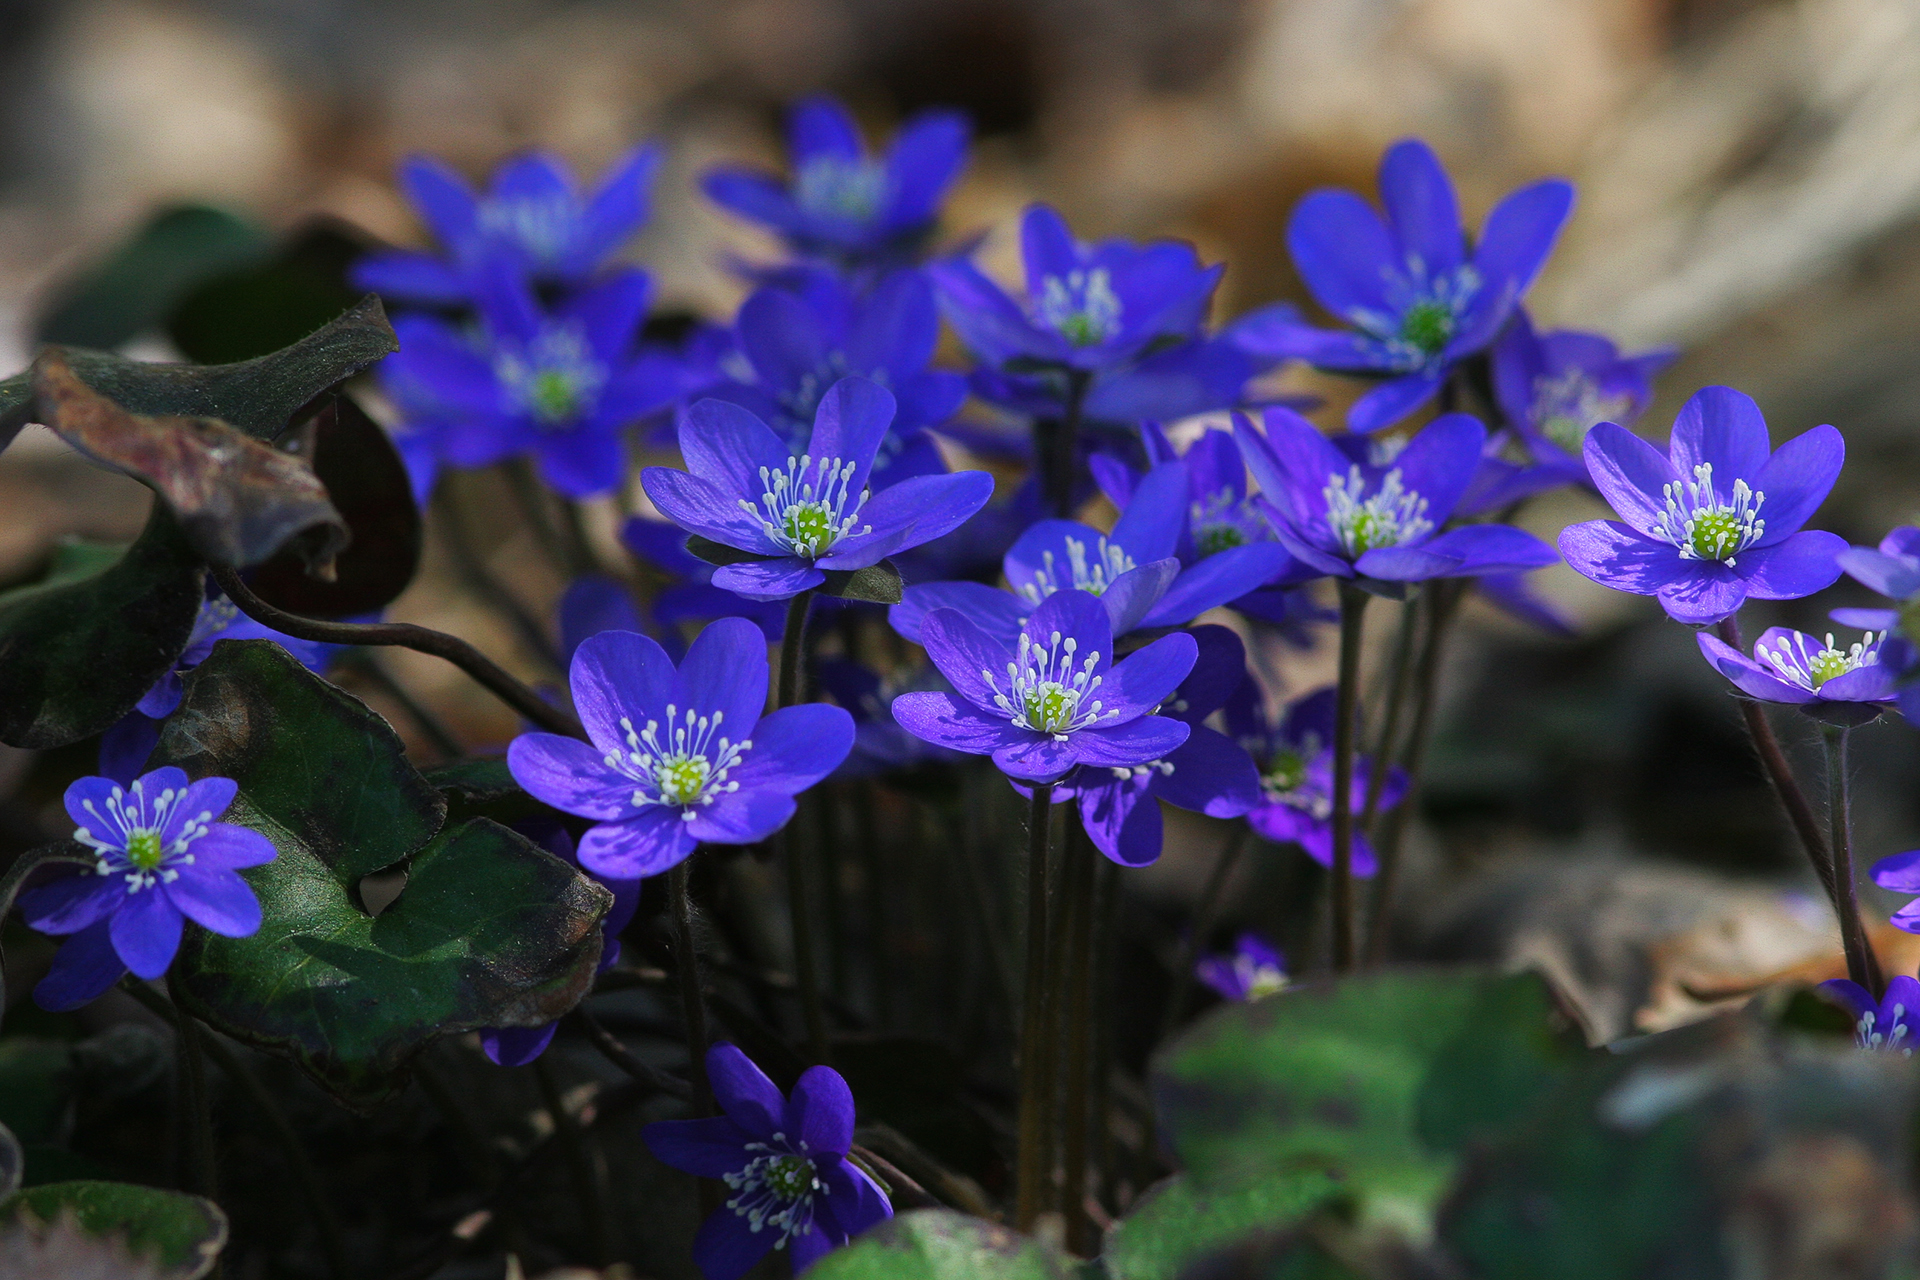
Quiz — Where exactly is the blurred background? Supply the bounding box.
[5,0,1920,1043]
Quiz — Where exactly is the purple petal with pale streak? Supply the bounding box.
[1353,546,1462,581]
[1583,422,1680,539]
[1286,190,1397,320]
[1153,726,1262,817]
[1558,521,1694,595]
[1347,367,1446,435]
[1668,386,1772,491]
[33,918,126,1012]
[680,397,795,499]
[1419,524,1559,577]
[1871,849,1920,892]
[110,889,183,980]
[1749,424,1843,545]
[162,867,261,937]
[676,615,771,733]
[1068,717,1190,770]
[576,809,696,879]
[992,736,1081,783]
[17,872,117,935]
[508,734,630,820]
[1112,463,1189,563]
[641,467,785,555]
[570,629,677,752]
[188,826,277,870]
[1096,632,1198,720]
[1103,560,1179,637]
[918,607,1015,709]
[1655,566,1749,625]
[1379,139,1465,276]
[891,582,1024,646]
[686,790,798,845]
[1696,632,1813,704]
[805,376,897,496]
[710,558,826,601]
[725,704,854,794]
[1839,548,1920,601]
[891,691,1027,754]
[1391,412,1486,526]
[1738,530,1846,601]
[1079,778,1161,867]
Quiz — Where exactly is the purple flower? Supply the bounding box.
[931,204,1223,376]
[1696,626,1893,726]
[1195,933,1289,1002]
[640,377,994,602]
[1037,625,1263,866]
[890,588,1195,784]
[705,95,968,268]
[353,145,663,304]
[1869,850,1920,935]
[507,621,854,880]
[814,658,966,777]
[706,268,964,486]
[1838,526,1920,620]
[643,1043,891,1278]
[1229,684,1406,875]
[18,768,277,1011]
[1234,407,1558,586]
[969,334,1267,425]
[1557,386,1846,625]
[381,266,683,499]
[1230,139,1573,433]
[1817,972,1919,1053]
[621,517,788,649]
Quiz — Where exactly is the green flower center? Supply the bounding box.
[762,1154,814,1200]
[1037,269,1123,347]
[1323,466,1431,558]
[1196,523,1247,556]
[1657,463,1766,564]
[529,370,580,424]
[125,829,164,872]
[654,755,712,807]
[1022,682,1078,734]
[1688,510,1743,560]
[781,502,837,555]
[1261,750,1306,799]
[1398,300,1455,356]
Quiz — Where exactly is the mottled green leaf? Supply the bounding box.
[808,1209,1090,1279]
[155,641,610,1109]
[1102,1171,1344,1280]
[824,560,903,604]
[0,1181,227,1278]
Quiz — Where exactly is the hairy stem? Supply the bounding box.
[211,566,581,738]
[1823,724,1880,994]
[1015,784,1055,1232]
[1331,583,1370,971]
[571,1009,693,1099]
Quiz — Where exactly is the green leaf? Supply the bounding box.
[0,1180,228,1278]
[155,640,611,1109]
[683,534,766,568]
[421,758,551,828]
[36,205,271,351]
[807,1209,1090,1279]
[0,509,204,748]
[165,220,367,366]
[1102,1171,1345,1280]
[1152,969,1585,1211]
[823,560,904,604]
[0,294,398,452]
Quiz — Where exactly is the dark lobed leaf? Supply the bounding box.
[422,757,549,828]
[0,515,204,749]
[32,351,347,575]
[35,205,271,352]
[683,534,767,568]
[244,393,421,616]
[165,220,369,366]
[0,1181,228,1279]
[154,640,610,1109]
[823,560,904,604]
[806,1208,1092,1279]
[0,294,397,453]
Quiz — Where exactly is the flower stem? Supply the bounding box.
[211,565,582,738]
[1331,582,1370,972]
[1360,600,1420,836]
[667,861,712,1116]
[1822,724,1879,994]
[1015,783,1055,1233]
[775,588,831,1064]
[1061,822,1097,1256]
[1040,369,1093,519]
[779,589,816,710]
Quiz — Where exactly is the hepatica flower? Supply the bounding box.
[382,267,681,498]
[891,588,1196,784]
[1818,972,1920,1054]
[1696,626,1893,725]
[507,621,854,879]
[1558,386,1846,624]
[640,377,993,602]
[931,204,1223,378]
[19,768,276,1011]
[1042,625,1262,866]
[644,1043,890,1278]
[354,144,663,304]
[1235,407,1558,585]
[1196,934,1289,1002]
[1231,139,1573,433]
[705,95,968,267]
[1229,684,1405,874]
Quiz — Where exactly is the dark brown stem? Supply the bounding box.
[210,565,582,738]
[1361,600,1419,836]
[571,1009,693,1099]
[776,588,829,1063]
[168,981,218,1201]
[1041,369,1093,519]
[1822,725,1880,994]
[668,862,713,1117]
[1015,784,1054,1232]
[432,483,563,671]
[1330,582,1369,971]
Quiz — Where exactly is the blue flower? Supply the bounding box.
[1871,850,1920,934]
[1036,625,1263,866]
[890,588,1195,784]
[1836,526,1920,720]
[931,204,1224,378]
[705,267,965,485]
[1196,934,1289,1002]
[1696,626,1894,726]
[705,96,968,269]
[1231,139,1573,433]
[640,377,994,602]
[353,145,664,304]
[814,658,967,777]
[643,1043,891,1279]
[1230,684,1405,875]
[1558,386,1846,625]
[1234,408,1558,586]
[507,622,854,879]
[969,334,1267,425]
[19,768,277,1011]
[381,266,685,498]
[1817,972,1920,1053]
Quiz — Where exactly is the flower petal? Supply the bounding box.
[1738,530,1846,601]
[188,825,277,871]
[707,1042,786,1139]
[679,397,796,501]
[579,143,663,264]
[788,1065,855,1155]
[725,704,855,795]
[818,1156,893,1236]
[891,581,1025,646]
[892,692,1027,755]
[1286,190,1397,321]
[1077,777,1161,866]
[1465,177,1574,322]
[643,1116,750,1179]
[915,608,1012,710]
[1097,632,1198,720]
[571,630,678,753]
[509,734,632,821]
[1816,978,1877,1022]
[1558,521,1693,595]
[828,471,994,565]
[1379,139,1464,277]
[1347,367,1445,435]
[109,889,183,980]
[790,96,863,160]
[33,918,127,1013]
[1068,717,1191,770]
[641,467,785,556]
[1583,421,1680,540]
[162,867,261,937]
[1668,387,1773,495]
[1104,560,1181,636]
[1839,548,1920,602]
[991,736,1081,783]
[1871,848,1920,892]
[1696,632,1813,704]
[481,1024,558,1067]
[65,776,130,846]
[1748,424,1843,547]
[1655,565,1749,625]
[1415,524,1558,577]
[691,1208,775,1280]
[576,809,697,879]
[1152,726,1263,818]
[1021,588,1115,671]
[17,871,117,935]
[686,790,798,845]
[710,558,827,601]
[805,376,897,496]
[1111,463,1189,564]
[676,615,772,733]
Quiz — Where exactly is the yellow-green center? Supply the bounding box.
[1689,509,1743,560]
[1196,524,1247,557]
[762,1155,814,1200]
[1056,312,1104,347]
[1398,300,1454,356]
[530,370,580,424]
[655,756,711,806]
[782,502,836,554]
[1345,510,1396,556]
[126,829,164,872]
[1808,649,1853,689]
[1023,683,1076,733]
[1262,750,1306,797]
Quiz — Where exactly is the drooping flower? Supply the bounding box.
[1195,933,1289,1002]
[705,95,968,269]
[1036,625,1263,866]
[381,266,684,498]
[931,204,1224,381]
[890,588,1195,784]
[353,145,663,304]
[1696,626,1894,725]
[507,621,853,879]
[1230,139,1574,433]
[643,1043,891,1279]
[1817,972,1920,1054]
[1227,684,1406,874]
[640,377,994,602]
[1234,407,1558,586]
[18,768,277,1011]
[707,267,964,486]
[1557,386,1846,625]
